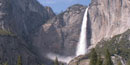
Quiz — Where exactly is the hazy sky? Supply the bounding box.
[37,0,91,14]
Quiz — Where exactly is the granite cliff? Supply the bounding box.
[33,0,130,57]
[0,0,130,65]
[0,0,55,65]
[0,0,55,40]
[88,0,130,47]
[32,4,87,56]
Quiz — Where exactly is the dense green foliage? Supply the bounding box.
[96,29,130,60]
[17,56,22,65]
[96,54,103,65]
[104,49,113,65]
[89,48,97,65]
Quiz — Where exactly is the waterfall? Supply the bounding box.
[46,7,89,64]
[76,7,89,56]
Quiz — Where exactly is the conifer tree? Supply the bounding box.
[96,54,103,65]
[17,56,22,65]
[89,48,97,65]
[104,49,113,65]
[54,57,59,65]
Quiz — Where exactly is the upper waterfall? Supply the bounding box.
[45,6,89,64]
[76,7,89,56]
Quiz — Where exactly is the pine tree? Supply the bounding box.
[17,56,22,65]
[104,49,113,65]
[54,57,59,65]
[89,48,97,65]
[96,54,103,65]
[117,60,122,65]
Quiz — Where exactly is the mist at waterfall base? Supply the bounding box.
[46,7,89,63]
[46,53,74,63]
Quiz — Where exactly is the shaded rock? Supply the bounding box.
[0,0,55,41]
[68,55,90,65]
[0,0,55,65]
[0,35,43,65]
[45,6,56,18]
[32,4,87,56]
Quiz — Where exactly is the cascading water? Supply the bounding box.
[46,7,89,63]
[76,7,89,56]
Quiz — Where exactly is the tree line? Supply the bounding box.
[89,48,130,65]
[2,49,130,65]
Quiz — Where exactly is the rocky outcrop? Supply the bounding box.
[45,6,56,18]
[88,0,130,47]
[0,35,43,65]
[0,0,55,41]
[32,4,87,56]
[68,55,89,65]
[68,0,130,64]
[0,0,55,65]
[32,0,130,57]
[0,0,130,64]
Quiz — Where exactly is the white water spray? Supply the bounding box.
[46,7,89,64]
[76,7,89,56]
[46,53,74,64]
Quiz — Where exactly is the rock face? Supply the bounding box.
[0,0,55,65]
[45,6,56,18]
[68,55,89,65]
[0,35,40,65]
[0,34,54,65]
[88,0,130,47]
[0,0,55,40]
[32,0,130,58]
[0,0,130,65]
[68,0,130,64]
[32,4,87,56]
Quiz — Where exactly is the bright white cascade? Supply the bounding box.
[46,7,89,64]
[76,7,89,56]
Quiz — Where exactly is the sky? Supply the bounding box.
[37,0,91,14]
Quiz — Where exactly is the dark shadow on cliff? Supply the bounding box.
[86,9,92,48]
